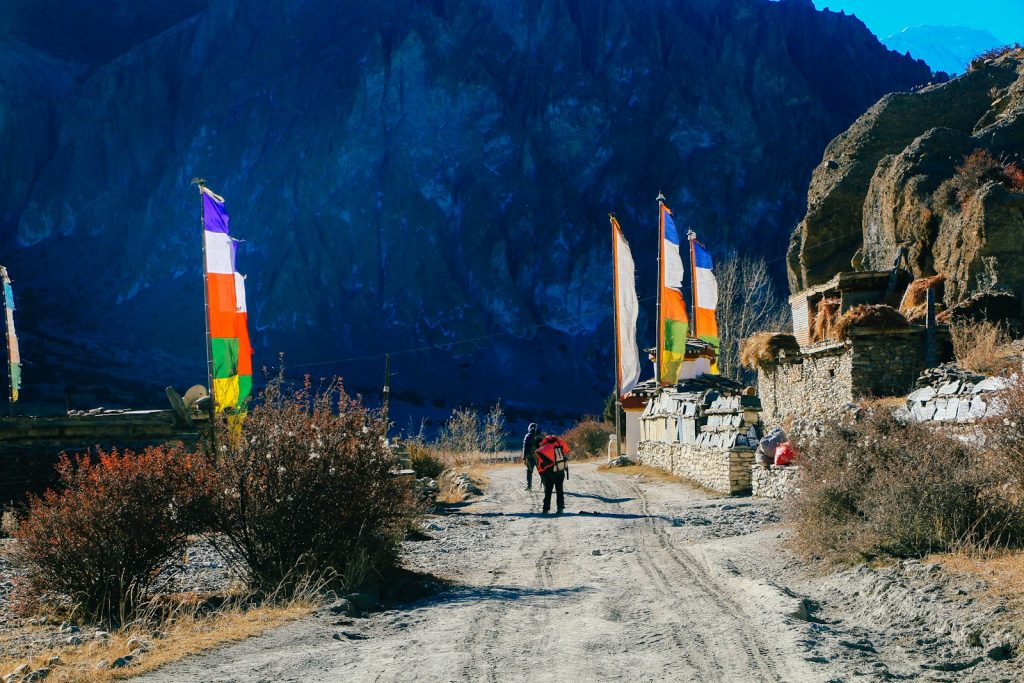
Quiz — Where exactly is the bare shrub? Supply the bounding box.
[970,44,1024,70]
[209,376,415,596]
[949,320,1016,375]
[791,410,1024,562]
[437,407,482,454]
[481,402,508,453]
[561,417,612,460]
[936,149,1024,210]
[715,254,790,381]
[1,509,18,537]
[979,380,1024,488]
[13,447,212,624]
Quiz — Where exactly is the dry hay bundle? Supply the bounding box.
[936,290,1021,325]
[832,304,909,340]
[899,275,945,322]
[810,297,840,342]
[740,333,801,369]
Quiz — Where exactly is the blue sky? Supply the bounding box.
[812,0,1024,44]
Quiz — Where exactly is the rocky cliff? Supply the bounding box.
[0,0,929,416]
[788,51,1024,309]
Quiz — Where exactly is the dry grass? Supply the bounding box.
[934,551,1024,626]
[831,304,909,341]
[436,464,491,504]
[739,332,800,370]
[899,275,945,322]
[810,297,840,342]
[597,464,725,497]
[949,320,1017,375]
[0,600,314,682]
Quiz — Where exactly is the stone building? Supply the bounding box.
[757,271,939,427]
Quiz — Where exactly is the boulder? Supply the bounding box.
[789,52,1024,307]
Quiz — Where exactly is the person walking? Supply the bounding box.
[535,434,570,514]
[522,423,543,490]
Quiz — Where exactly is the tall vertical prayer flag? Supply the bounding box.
[658,201,688,384]
[1,267,20,403]
[201,186,252,412]
[612,216,641,397]
[689,236,720,374]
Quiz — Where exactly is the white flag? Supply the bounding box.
[612,217,641,396]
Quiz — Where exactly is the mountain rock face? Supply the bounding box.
[788,52,1024,308]
[0,0,929,416]
[884,26,1004,76]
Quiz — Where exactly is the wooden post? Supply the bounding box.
[611,214,622,459]
[656,194,665,385]
[925,287,936,368]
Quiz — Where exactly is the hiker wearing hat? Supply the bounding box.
[522,423,544,490]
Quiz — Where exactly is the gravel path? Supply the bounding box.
[130,463,1021,682]
[130,464,811,681]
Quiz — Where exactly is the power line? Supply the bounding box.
[285,226,861,371]
[288,295,658,370]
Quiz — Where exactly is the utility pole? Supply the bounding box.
[383,353,391,437]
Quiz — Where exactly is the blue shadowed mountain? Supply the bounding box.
[0,0,929,420]
[884,25,1007,76]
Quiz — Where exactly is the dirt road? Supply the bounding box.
[133,464,1019,682]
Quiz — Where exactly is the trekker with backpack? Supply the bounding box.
[535,434,570,514]
[522,423,544,490]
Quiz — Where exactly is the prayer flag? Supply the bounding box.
[612,216,641,397]
[659,203,688,384]
[201,187,252,412]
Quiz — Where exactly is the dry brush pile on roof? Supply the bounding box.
[740,333,801,369]
[831,304,909,341]
[899,275,945,323]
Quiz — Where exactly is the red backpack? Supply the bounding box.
[536,436,570,473]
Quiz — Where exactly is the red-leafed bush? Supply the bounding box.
[14,447,213,624]
[209,376,416,596]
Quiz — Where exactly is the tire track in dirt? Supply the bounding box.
[585,472,715,678]
[628,477,785,682]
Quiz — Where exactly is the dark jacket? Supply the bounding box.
[522,429,543,461]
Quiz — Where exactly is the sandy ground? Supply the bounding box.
[130,463,1020,682]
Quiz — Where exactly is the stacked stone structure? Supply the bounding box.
[637,383,760,494]
[751,465,799,499]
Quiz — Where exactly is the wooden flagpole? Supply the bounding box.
[610,214,622,459]
[1,267,11,415]
[688,229,698,340]
[192,178,217,456]
[656,193,665,386]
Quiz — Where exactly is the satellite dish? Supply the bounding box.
[166,386,191,425]
[183,384,209,410]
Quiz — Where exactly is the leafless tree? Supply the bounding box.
[715,254,790,382]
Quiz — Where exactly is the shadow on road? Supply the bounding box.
[444,510,669,521]
[564,491,635,504]
[427,584,592,606]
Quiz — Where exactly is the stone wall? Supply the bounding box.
[751,465,799,499]
[0,412,201,507]
[848,329,924,397]
[637,440,755,494]
[758,329,926,428]
[758,346,852,427]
